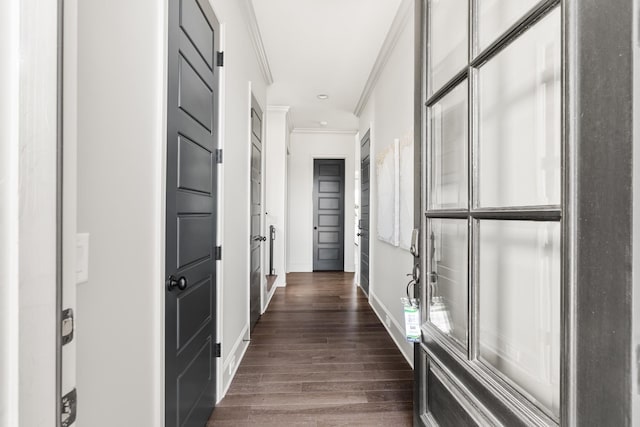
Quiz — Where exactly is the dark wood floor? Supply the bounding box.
[207,272,414,426]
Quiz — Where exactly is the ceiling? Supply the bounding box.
[251,0,404,131]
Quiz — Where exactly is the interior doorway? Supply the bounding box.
[249,94,265,331]
[312,159,346,271]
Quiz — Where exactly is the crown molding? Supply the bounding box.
[291,128,358,135]
[266,106,293,133]
[353,0,413,116]
[244,0,274,85]
[266,105,290,113]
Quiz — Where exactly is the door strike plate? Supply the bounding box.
[61,388,77,427]
[61,308,74,345]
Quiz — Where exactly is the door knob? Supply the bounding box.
[253,235,267,242]
[314,227,318,230]
[357,233,362,236]
[167,275,188,291]
[260,236,267,242]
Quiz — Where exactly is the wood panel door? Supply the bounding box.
[359,132,371,295]
[166,0,220,425]
[249,95,264,331]
[313,159,345,271]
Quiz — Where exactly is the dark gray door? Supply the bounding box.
[359,132,370,295]
[166,0,219,425]
[250,95,264,331]
[313,159,345,271]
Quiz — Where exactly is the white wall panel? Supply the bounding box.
[357,7,415,364]
[287,132,356,273]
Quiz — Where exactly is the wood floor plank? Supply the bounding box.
[208,272,413,426]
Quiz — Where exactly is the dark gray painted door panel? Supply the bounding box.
[250,96,263,331]
[359,132,370,295]
[166,0,219,425]
[313,159,345,271]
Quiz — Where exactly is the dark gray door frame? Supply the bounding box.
[414,0,635,425]
[359,132,371,295]
[249,93,264,331]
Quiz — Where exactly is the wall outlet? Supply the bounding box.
[385,314,391,328]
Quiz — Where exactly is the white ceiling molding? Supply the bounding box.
[266,105,293,133]
[244,0,274,85]
[353,0,412,116]
[266,105,290,112]
[291,128,358,135]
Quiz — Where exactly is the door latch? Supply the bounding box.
[61,309,74,345]
[61,388,77,427]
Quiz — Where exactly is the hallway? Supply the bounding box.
[208,273,413,426]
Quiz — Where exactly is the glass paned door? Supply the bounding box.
[420,1,564,425]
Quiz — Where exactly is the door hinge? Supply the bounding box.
[61,308,74,345]
[216,51,224,67]
[215,343,221,358]
[215,246,222,261]
[215,149,223,164]
[61,388,77,427]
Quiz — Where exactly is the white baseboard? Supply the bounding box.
[262,281,278,314]
[219,324,250,402]
[369,292,414,368]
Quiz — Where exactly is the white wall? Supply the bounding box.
[265,107,290,291]
[0,0,20,424]
[287,131,356,273]
[208,0,269,398]
[75,0,165,425]
[358,6,415,364]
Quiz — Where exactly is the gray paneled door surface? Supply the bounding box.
[166,0,219,425]
[250,95,264,331]
[359,132,370,295]
[313,159,345,271]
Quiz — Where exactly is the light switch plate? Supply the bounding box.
[76,233,89,284]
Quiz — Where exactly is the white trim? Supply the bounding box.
[369,291,414,368]
[220,324,250,400]
[243,0,274,85]
[261,280,279,314]
[266,105,290,113]
[292,128,358,135]
[353,0,412,116]
[246,82,253,340]
[156,0,169,423]
[215,21,227,403]
[0,0,20,423]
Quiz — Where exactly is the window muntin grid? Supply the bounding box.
[424,0,562,422]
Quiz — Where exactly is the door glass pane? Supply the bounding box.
[429,0,468,95]
[478,8,561,208]
[477,0,540,52]
[429,219,468,347]
[430,82,468,209]
[478,220,560,417]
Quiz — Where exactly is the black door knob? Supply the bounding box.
[167,275,188,291]
[357,233,362,236]
[314,226,318,230]
[260,236,267,242]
